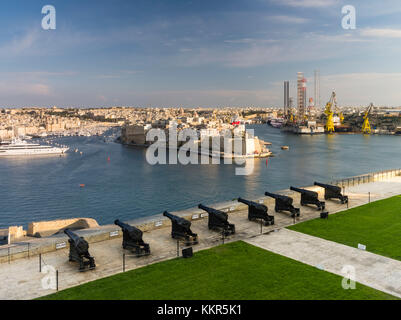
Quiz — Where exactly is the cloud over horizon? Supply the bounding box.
[0,0,400,107]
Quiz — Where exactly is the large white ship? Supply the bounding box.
[0,139,69,156]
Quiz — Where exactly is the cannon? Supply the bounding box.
[314,182,348,204]
[290,186,326,211]
[237,197,274,226]
[163,211,198,245]
[114,220,150,256]
[264,191,300,217]
[64,229,96,271]
[198,204,235,236]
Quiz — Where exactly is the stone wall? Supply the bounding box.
[27,218,99,237]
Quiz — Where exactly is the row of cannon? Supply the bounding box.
[63,182,348,271]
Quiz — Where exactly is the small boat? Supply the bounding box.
[270,118,285,129]
[281,146,289,150]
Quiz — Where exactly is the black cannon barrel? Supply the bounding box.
[290,186,305,193]
[163,211,191,228]
[239,197,273,225]
[64,228,89,254]
[198,204,214,213]
[265,191,289,200]
[264,191,279,199]
[115,219,143,239]
[314,181,347,204]
[163,211,176,220]
[114,219,131,231]
[199,204,235,235]
[314,182,341,192]
[198,204,209,211]
[64,228,80,242]
[238,197,266,210]
[198,204,225,216]
[290,186,317,196]
[238,197,254,206]
[163,211,197,243]
[291,186,325,210]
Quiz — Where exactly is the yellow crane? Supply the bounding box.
[362,103,373,134]
[324,91,337,133]
[337,110,344,124]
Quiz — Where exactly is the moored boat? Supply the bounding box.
[0,139,69,156]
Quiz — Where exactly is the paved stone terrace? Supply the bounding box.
[1,176,401,299]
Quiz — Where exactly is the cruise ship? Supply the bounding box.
[0,139,69,156]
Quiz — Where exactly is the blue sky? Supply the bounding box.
[1,0,401,107]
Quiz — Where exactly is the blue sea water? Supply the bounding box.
[1,125,400,229]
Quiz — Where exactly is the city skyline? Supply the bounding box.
[1,0,401,107]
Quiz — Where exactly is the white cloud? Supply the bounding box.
[269,15,309,24]
[178,32,369,68]
[321,73,401,106]
[0,82,51,96]
[122,89,281,107]
[0,29,39,56]
[0,71,77,77]
[272,0,339,8]
[360,28,401,39]
[224,38,278,44]
[0,71,55,106]
[95,70,142,79]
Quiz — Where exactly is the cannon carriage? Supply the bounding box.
[264,191,300,217]
[314,182,348,204]
[237,197,274,226]
[198,204,235,236]
[114,219,150,257]
[64,229,96,272]
[290,186,325,211]
[163,211,198,245]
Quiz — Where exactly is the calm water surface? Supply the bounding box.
[1,125,400,228]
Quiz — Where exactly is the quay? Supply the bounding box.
[0,169,401,299]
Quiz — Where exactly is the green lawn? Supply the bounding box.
[288,195,401,261]
[40,241,395,300]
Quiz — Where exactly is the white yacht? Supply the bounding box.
[0,139,69,156]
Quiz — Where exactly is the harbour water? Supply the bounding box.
[1,125,400,229]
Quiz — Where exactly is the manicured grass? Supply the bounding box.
[40,241,396,300]
[288,195,401,261]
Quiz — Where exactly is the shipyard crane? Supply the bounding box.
[362,103,373,134]
[338,111,344,124]
[324,91,337,133]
